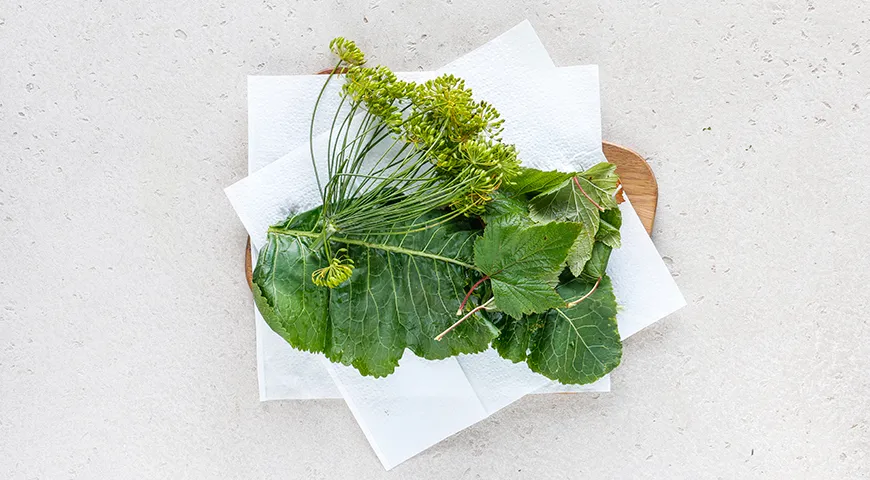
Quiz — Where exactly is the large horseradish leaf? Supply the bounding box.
[492,275,621,384]
[253,209,498,377]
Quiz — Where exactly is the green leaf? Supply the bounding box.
[566,229,595,278]
[528,162,620,276]
[581,242,612,280]
[253,209,499,377]
[487,309,532,363]
[482,192,533,227]
[271,206,323,232]
[253,234,329,351]
[596,207,622,249]
[529,182,598,276]
[503,167,575,197]
[576,162,620,211]
[492,275,621,385]
[474,221,581,319]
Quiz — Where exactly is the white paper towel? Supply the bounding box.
[324,355,488,469]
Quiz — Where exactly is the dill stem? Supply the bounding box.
[309,61,342,207]
[267,226,479,271]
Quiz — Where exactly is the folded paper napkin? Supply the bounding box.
[228,20,685,469]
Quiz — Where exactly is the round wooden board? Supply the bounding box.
[244,142,657,288]
[602,141,658,234]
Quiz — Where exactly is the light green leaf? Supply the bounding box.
[492,275,621,385]
[528,162,620,276]
[528,181,594,226]
[474,221,581,319]
[596,207,622,249]
[529,182,598,276]
[576,162,620,211]
[253,209,499,377]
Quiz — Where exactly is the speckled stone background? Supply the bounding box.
[2,1,868,478]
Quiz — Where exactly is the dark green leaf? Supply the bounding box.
[253,209,499,377]
[252,234,329,352]
[271,206,323,232]
[581,242,612,280]
[488,310,532,363]
[492,275,621,385]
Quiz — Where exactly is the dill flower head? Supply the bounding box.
[447,140,520,215]
[342,65,411,130]
[407,75,503,144]
[403,76,518,215]
[322,39,521,225]
[329,37,366,66]
[311,249,355,288]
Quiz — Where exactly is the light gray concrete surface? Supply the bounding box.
[2,1,868,478]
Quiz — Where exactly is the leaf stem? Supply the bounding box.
[457,275,490,315]
[565,276,601,308]
[435,298,495,341]
[573,176,605,212]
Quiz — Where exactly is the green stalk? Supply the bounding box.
[326,94,347,180]
[309,61,342,207]
[267,226,479,271]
